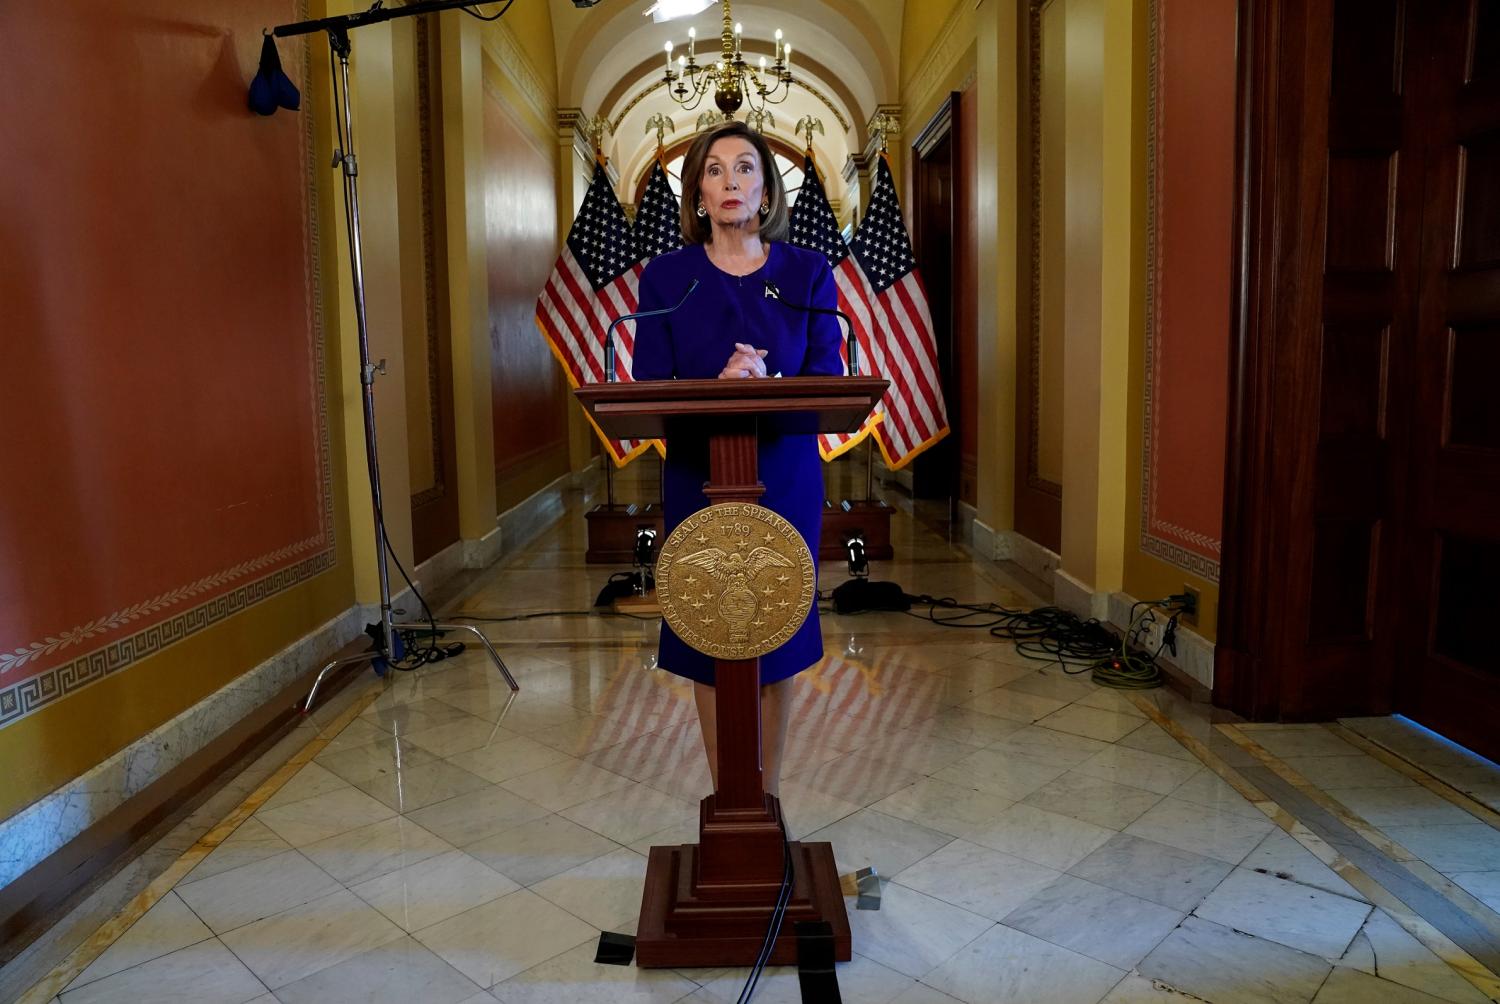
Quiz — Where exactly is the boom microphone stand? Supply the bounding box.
[272,2,518,710]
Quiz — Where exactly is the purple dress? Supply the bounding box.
[632,241,844,685]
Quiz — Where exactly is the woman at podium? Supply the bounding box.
[633,120,844,795]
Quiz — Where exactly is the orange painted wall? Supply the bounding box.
[481,72,567,511]
[0,1,352,818]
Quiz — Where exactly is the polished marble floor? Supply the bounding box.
[20,471,1500,1004]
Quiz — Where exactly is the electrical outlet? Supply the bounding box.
[1180,584,1200,627]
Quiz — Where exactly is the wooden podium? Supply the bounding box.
[575,376,886,968]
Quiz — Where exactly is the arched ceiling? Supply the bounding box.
[548,0,903,192]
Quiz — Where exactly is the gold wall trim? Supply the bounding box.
[903,0,971,118]
[479,19,555,131]
[1025,0,1061,497]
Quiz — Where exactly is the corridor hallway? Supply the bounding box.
[12,467,1500,1004]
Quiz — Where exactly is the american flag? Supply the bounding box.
[634,159,683,261]
[534,162,652,465]
[786,153,882,461]
[848,156,949,469]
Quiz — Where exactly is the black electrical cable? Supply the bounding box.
[460,0,513,20]
[737,814,795,1004]
[381,527,443,671]
[452,608,660,624]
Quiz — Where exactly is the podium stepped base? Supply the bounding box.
[635,840,852,968]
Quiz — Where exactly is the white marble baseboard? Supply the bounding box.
[1054,569,1109,622]
[998,530,1061,583]
[497,470,572,557]
[462,526,504,570]
[1107,591,1215,690]
[414,540,465,594]
[972,518,999,562]
[0,606,366,889]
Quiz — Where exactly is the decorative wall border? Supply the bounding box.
[0,24,336,731]
[904,0,972,119]
[1025,0,1063,498]
[479,17,555,135]
[1140,0,1222,583]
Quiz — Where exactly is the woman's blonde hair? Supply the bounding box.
[678,120,789,244]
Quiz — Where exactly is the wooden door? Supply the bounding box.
[409,20,461,564]
[912,98,959,503]
[1396,0,1500,757]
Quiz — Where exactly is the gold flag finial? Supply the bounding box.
[867,111,899,153]
[585,114,611,163]
[794,115,825,154]
[643,113,675,156]
[745,108,775,134]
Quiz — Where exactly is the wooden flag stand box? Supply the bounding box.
[575,376,886,968]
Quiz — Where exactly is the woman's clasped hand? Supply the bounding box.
[719,342,769,379]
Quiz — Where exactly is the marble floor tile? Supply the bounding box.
[1280,755,1417,790]
[272,935,486,1004]
[1072,746,1204,797]
[1069,833,1234,912]
[922,922,1125,1004]
[1324,786,1477,827]
[1002,874,1184,969]
[583,731,696,783]
[353,759,492,814]
[789,752,925,807]
[1382,824,1500,874]
[893,839,1061,921]
[413,888,597,989]
[1098,974,1212,1002]
[1241,829,1366,902]
[57,939,267,1004]
[489,939,697,1004]
[1124,797,1274,865]
[1313,967,1452,1003]
[869,777,1015,840]
[1193,868,1370,959]
[968,803,1114,871]
[807,808,953,880]
[351,849,520,932]
[67,891,212,990]
[776,781,864,837]
[446,735,574,785]
[255,786,397,847]
[300,814,454,888]
[1339,909,1491,1004]
[403,715,517,759]
[1138,916,1332,1004]
[406,784,551,848]
[1116,721,1198,762]
[1000,670,1100,704]
[903,707,1028,747]
[1022,771,1164,830]
[1249,726,1361,760]
[1073,688,1150,719]
[642,756,712,804]
[260,761,351,811]
[560,782,698,846]
[1169,768,1267,820]
[888,984,965,1004]
[176,849,341,935]
[856,730,979,774]
[486,698,592,738]
[628,813,701,856]
[179,816,291,885]
[529,847,649,930]
[364,698,477,736]
[930,748,1068,802]
[463,813,621,887]
[985,725,1114,768]
[1035,704,1146,743]
[219,888,405,989]
[844,881,993,979]
[960,688,1070,724]
[499,758,634,812]
[527,713,650,757]
[687,952,916,1003]
[316,717,395,757]
[1448,871,1500,913]
[314,739,440,786]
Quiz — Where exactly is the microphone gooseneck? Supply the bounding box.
[763,281,860,377]
[605,278,699,382]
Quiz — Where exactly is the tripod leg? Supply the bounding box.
[302,652,380,714]
[391,622,520,691]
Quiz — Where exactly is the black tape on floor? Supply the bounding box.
[594,931,636,966]
[795,920,841,1003]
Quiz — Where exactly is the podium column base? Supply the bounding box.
[635,840,852,968]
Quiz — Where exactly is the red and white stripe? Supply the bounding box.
[535,248,654,465]
[840,261,948,469]
[816,258,885,461]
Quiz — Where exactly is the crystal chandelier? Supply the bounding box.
[659,0,795,117]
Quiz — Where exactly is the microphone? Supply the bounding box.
[763,281,860,377]
[605,279,699,382]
